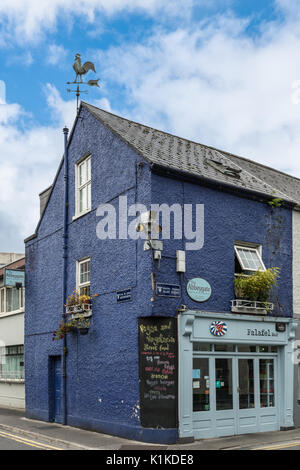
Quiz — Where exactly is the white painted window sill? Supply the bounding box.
[0,309,25,318]
[72,209,92,222]
[0,378,24,384]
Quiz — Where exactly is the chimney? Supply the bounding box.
[39,186,52,217]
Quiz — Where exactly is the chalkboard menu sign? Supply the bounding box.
[138,317,178,429]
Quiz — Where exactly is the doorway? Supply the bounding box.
[49,356,62,423]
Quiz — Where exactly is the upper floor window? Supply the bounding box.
[77,258,90,296]
[234,243,265,275]
[75,155,91,217]
[0,286,25,315]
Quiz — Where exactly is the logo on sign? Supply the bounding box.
[210,321,227,337]
[186,278,212,302]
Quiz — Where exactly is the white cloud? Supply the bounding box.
[0,81,5,104]
[0,0,196,45]
[6,51,34,67]
[46,44,68,67]
[94,11,300,178]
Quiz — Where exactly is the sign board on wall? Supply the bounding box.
[155,283,181,298]
[138,317,178,429]
[4,269,25,287]
[116,288,132,303]
[186,278,212,302]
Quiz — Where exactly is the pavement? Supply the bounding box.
[1,407,300,450]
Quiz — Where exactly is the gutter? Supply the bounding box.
[150,163,297,209]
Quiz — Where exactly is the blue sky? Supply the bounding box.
[1,0,300,252]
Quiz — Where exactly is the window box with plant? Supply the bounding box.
[232,267,280,315]
[65,289,97,316]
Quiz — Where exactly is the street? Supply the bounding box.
[250,440,300,451]
[0,430,65,451]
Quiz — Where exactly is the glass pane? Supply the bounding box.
[6,288,20,312]
[259,346,277,353]
[79,285,90,296]
[215,358,233,411]
[193,358,210,412]
[80,260,90,284]
[237,345,256,353]
[86,158,91,181]
[260,359,275,407]
[0,289,4,312]
[0,353,24,379]
[239,359,255,409]
[214,344,235,352]
[87,182,91,210]
[236,247,263,271]
[193,343,212,352]
[20,288,25,308]
[79,161,86,186]
[79,186,87,212]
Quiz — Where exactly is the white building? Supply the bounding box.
[0,253,25,409]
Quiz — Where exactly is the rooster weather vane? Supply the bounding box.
[67,53,100,114]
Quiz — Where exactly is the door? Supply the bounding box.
[49,356,62,423]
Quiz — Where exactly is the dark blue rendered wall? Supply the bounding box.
[150,173,293,317]
[25,107,178,444]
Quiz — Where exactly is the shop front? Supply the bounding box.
[179,311,297,441]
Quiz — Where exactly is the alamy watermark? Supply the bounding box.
[96,196,204,251]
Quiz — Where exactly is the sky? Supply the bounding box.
[1,0,300,252]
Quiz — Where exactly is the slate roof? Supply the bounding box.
[82,102,300,206]
[25,101,300,242]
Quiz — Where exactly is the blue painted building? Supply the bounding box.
[25,102,299,443]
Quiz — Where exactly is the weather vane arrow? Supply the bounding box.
[66,53,101,114]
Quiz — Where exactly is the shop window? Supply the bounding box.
[77,258,90,296]
[75,154,91,217]
[234,243,266,275]
[0,345,24,380]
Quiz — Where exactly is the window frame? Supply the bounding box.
[75,154,91,218]
[0,286,25,316]
[76,257,91,297]
[234,243,266,274]
[0,344,24,380]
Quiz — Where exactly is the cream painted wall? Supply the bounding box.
[0,312,24,409]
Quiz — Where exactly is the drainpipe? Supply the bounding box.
[62,126,69,425]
